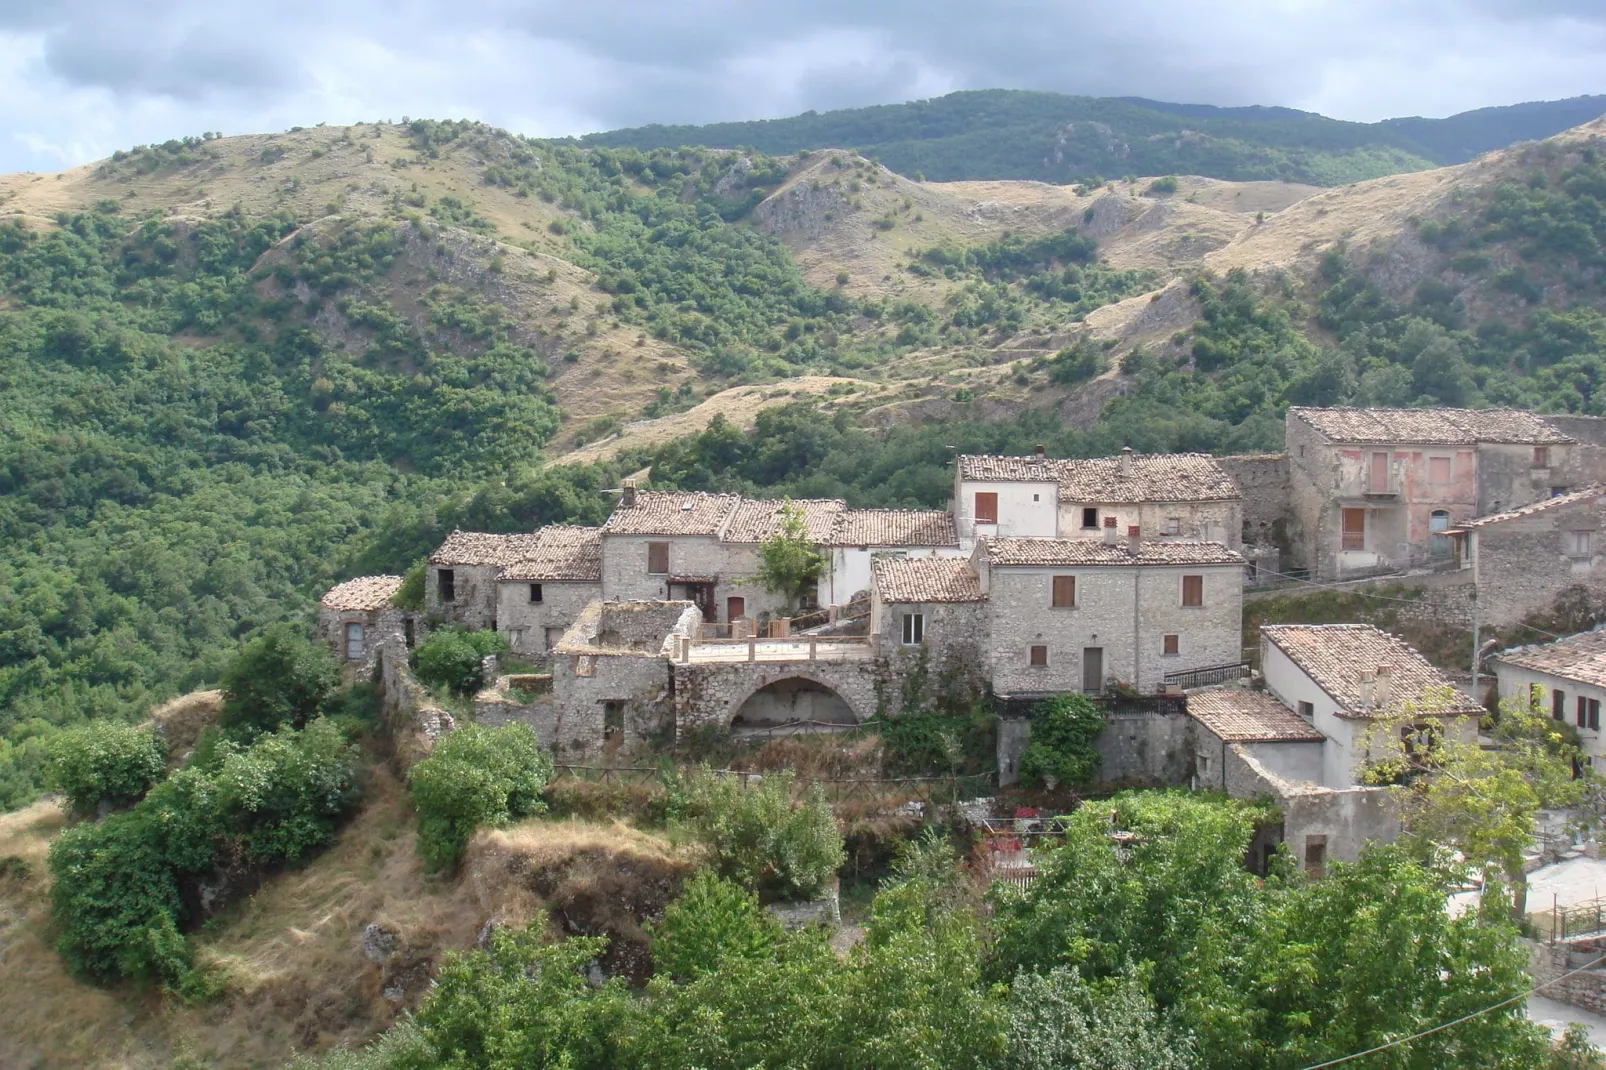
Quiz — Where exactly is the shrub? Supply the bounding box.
[651,870,780,981]
[48,719,359,985]
[393,560,426,610]
[681,769,844,899]
[219,624,342,737]
[1144,176,1178,196]
[44,721,167,817]
[408,722,553,871]
[1018,694,1103,789]
[413,627,509,696]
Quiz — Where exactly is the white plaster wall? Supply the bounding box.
[1496,663,1606,763]
[1242,739,1324,783]
[825,545,967,606]
[1261,641,1354,788]
[954,478,1059,540]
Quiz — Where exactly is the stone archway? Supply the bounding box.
[731,676,858,730]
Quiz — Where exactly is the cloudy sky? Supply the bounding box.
[2,0,1604,172]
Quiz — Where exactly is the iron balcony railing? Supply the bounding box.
[1163,661,1252,690]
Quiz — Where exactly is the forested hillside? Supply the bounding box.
[2,112,1606,805]
[580,88,1606,186]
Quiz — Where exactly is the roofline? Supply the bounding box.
[1261,629,1481,717]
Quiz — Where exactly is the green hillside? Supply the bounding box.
[579,88,1606,186]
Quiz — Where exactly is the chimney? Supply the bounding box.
[1358,670,1375,707]
[1127,524,1141,556]
[621,478,637,509]
[1103,515,1119,546]
[1033,444,1046,462]
[1120,446,1134,478]
[1374,665,1392,707]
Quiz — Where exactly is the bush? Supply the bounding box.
[413,627,509,696]
[219,624,342,737]
[681,769,844,899]
[48,718,359,985]
[1018,694,1103,789]
[393,560,426,610]
[408,723,553,871]
[651,870,780,981]
[44,721,167,817]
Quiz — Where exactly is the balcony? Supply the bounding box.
[677,635,873,664]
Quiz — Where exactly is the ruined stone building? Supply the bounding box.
[495,526,603,657]
[1286,406,1587,579]
[953,447,1242,548]
[317,574,407,673]
[1446,486,1606,627]
[1493,629,1606,766]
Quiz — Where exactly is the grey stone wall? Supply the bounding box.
[497,579,601,659]
[1096,709,1195,785]
[1529,938,1606,1016]
[875,600,989,712]
[602,534,729,603]
[1477,441,1570,516]
[317,606,410,675]
[1219,454,1291,551]
[1285,413,1333,574]
[548,652,672,757]
[1544,414,1606,447]
[427,563,501,629]
[1058,500,1241,550]
[1221,744,1400,864]
[672,659,881,734]
[1475,497,1606,629]
[376,641,454,770]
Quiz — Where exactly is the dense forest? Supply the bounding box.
[2,119,1606,807]
[580,88,1606,186]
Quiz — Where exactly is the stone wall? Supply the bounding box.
[376,641,455,771]
[874,601,989,713]
[497,579,601,659]
[1529,937,1606,1016]
[1474,496,1606,629]
[602,533,729,603]
[1222,744,1399,864]
[1219,453,1291,551]
[997,707,1194,788]
[316,606,410,675]
[672,658,882,735]
[427,563,501,630]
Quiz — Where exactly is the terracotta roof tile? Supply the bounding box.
[721,499,846,543]
[873,558,984,603]
[1187,688,1326,742]
[958,452,1239,503]
[826,509,959,548]
[1289,406,1571,445]
[1495,630,1606,690]
[1456,486,1606,530]
[320,575,403,612]
[603,491,741,537]
[500,526,603,582]
[985,537,1243,567]
[1261,624,1482,718]
[430,532,544,567]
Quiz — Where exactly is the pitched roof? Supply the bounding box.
[1187,688,1326,743]
[985,536,1243,567]
[873,558,984,603]
[603,491,741,537]
[500,526,603,582]
[1455,486,1606,531]
[430,531,544,567]
[320,575,403,612]
[1494,630,1606,690]
[1260,624,1482,718]
[957,451,1240,503]
[721,498,846,543]
[825,509,959,548]
[1289,406,1571,445]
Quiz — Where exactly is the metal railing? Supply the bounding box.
[1547,896,1606,943]
[1163,662,1252,690]
[680,634,872,663]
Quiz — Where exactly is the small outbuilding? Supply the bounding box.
[318,575,407,670]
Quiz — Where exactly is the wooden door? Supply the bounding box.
[1341,508,1365,551]
[726,596,745,622]
[1082,647,1103,693]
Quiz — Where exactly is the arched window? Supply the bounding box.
[1429,510,1451,557]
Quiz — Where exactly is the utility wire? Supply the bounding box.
[1295,951,1606,1070]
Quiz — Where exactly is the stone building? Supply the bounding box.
[1492,629,1606,766]
[953,448,1242,549]
[974,532,1245,696]
[317,575,408,672]
[599,485,742,620]
[428,531,544,629]
[1448,485,1606,628]
[548,600,701,755]
[819,509,961,605]
[1259,623,1483,788]
[716,497,846,622]
[494,526,603,658]
[1285,406,1577,579]
[869,557,989,678]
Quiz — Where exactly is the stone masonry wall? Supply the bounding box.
[672,659,882,735]
[497,579,601,659]
[376,641,454,771]
[602,534,729,603]
[427,563,500,630]
[1219,453,1291,551]
[1476,497,1606,629]
[317,606,409,676]
[1096,709,1195,785]
[1529,938,1606,1016]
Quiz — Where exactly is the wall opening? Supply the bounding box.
[732,677,857,733]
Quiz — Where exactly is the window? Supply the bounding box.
[1029,645,1048,666]
[528,583,543,604]
[1429,510,1451,557]
[1164,517,1181,536]
[1051,575,1076,607]
[403,618,415,649]
[1592,699,1603,732]
[1555,689,1567,722]
[901,613,925,645]
[1369,452,1390,493]
[1163,634,1179,656]
[1198,752,1210,777]
[647,541,669,574]
[1569,531,1593,557]
[437,568,455,602]
[974,492,998,524]
[1534,446,1551,468]
[344,622,364,661]
[603,701,624,741]
[1579,695,1588,728]
[1032,493,1040,502]
[1181,575,1203,607]
[1081,507,1099,529]
[1341,508,1366,551]
[1297,701,1314,719]
[1304,836,1327,878]
[1428,456,1452,484]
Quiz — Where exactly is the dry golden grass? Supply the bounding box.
[145,689,223,764]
